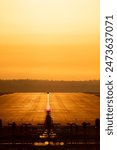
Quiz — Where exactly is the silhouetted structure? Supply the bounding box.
[45,111,53,132]
[0,118,100,150]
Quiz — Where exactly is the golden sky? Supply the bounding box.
[0,0,99,81]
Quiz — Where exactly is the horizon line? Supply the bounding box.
[0,79,100,82]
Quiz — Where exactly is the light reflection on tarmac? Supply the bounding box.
[0,93,100,125]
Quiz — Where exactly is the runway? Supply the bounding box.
[0,93,100,125]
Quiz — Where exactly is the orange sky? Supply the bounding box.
[0,0,99,81]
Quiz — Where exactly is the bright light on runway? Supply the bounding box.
[0,93,100,125]
[46,92,51,112]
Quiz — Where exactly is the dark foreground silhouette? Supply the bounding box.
[0,114,100,150]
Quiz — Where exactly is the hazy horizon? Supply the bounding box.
[0,78,100,81]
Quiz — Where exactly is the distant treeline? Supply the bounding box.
[0,79,100,93]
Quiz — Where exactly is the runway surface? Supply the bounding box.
[0,93,100,125]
